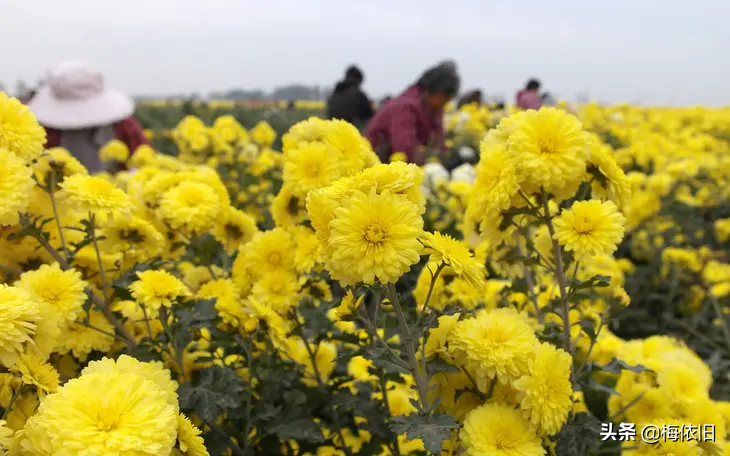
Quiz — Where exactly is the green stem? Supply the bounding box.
[385,283,431,413]
[48,172,70,261]
[89,213,110,306]
[1,386,22,421]
[541,189,573,356]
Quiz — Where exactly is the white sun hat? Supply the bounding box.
[28,61,134,130]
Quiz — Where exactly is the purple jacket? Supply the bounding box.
[516,89,543,110]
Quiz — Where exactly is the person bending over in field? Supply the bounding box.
[515,78,543,110]
[326,65,374,131]
[364,61,460,165]
[28,61,150,173]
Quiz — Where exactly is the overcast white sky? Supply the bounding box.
[2,0,728,105]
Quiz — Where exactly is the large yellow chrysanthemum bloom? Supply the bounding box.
[15,263,87,327]
[448,308,538,389]
[55,310,114,362]
[58,174,134,217]
[130,270,192,314]
[158,181,223,235]
[0,92,46,163]
[553,199,627,261]
[507,107,589,194]
[0,285,41,366]
[349,162,425,214]
[513,342,573,436]
[283,141,343,198]
[421,231,486,287]
[0,148,34,226]
[327,189,423,286]
[282,117,328,155]
[20,369,178,455]
[471,142,521,216]
[460,403,545,456]
[82,355,179,408]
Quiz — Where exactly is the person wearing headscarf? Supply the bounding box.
[28,61,150,173]
[364,61,460,165]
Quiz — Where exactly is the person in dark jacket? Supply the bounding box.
[325,65,374,129]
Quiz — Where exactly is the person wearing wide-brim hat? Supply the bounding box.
[28,61,150,173]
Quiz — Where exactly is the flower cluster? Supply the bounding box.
[2,91,730,456]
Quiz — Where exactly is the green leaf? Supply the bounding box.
[178,366,246,422]
[600,358,652,375]
[270,418,325,443]
[554,413,602,456]
[427,357,460,376]
[569,274,612,291]
[389,413,459,453]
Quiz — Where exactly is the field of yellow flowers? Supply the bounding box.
[1,90,730,456]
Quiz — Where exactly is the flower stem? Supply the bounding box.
[48,171,70,261]
[540,189,573,355]
[384,283,431,413]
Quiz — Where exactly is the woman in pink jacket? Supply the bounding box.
[516,78,543,110]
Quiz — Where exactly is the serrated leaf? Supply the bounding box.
[600,358,652,375]
[554,413,602,456]
[390,413,458,453]
[178,366,246,421]
[270,418,324,443]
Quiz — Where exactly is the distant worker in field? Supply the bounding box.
[457,89,483,108]
[325,65,374,130]
[365,60,460,165]
[28,61,150,173]
[516,78,543,110]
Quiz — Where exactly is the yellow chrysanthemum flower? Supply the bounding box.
[101,215,166,263]
[553,199,627,260]
[129,144,158,168]
[586,144,632,206]
[99,139,130,163]
[81,355,179,408]
[241,228,297,279]
[460,403,545,456]
[197,279,245,328]
[507,107,589,193]
[471,142,521,217]
[10,352,60,400]
[448,308,537,388]
[212,206,259,254]
[285,338,337,386]
[158,181,222,235]
[130,270,192,314]
[55,311,115,362]
[251,270,301,314]
[15,263,87,326]
[420,231,486,287]
[0,148,34,226]
[250,121,277,148]
[20,369,178,455]
[327,189,423,286]
[0,285,41,367]
[58,174,134,216]
[32,147,88,188]
[513,342,573,436]
[0,419,12,449]
[0,92,46,162]
[283,141,343,198]
[177,413,209,456]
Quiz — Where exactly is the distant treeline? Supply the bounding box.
[135,84,329,102]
